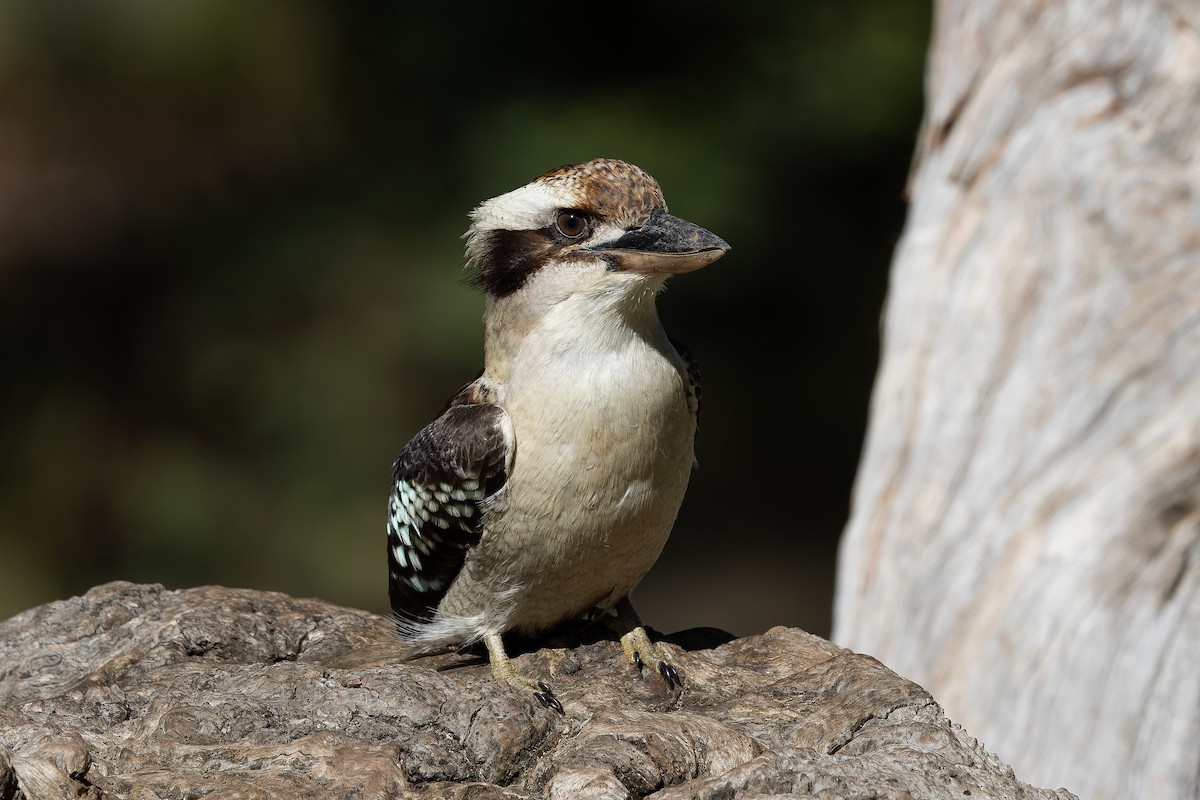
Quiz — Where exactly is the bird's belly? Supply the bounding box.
[498,436,692,633]
[445,360,695,633]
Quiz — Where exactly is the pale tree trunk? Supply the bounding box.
[834,2,1200,799]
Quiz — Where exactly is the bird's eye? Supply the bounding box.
[555,211,588,239]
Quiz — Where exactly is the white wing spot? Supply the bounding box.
[408,574,446,593]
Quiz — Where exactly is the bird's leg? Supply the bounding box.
[483,632,562,713]
[607,597,682,689]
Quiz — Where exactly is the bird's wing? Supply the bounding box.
[670,338,702,439]
[386,385,512,625]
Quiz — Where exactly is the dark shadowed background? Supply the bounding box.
[0,1,929,638]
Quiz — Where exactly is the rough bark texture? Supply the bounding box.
[834,1,1200,799]
[0,582,1073,799]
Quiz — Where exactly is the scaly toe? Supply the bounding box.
[486,633,563,713]
[621,626,683,689]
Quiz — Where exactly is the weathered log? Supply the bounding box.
[0,582,1073,799]
[834,1,1200,798]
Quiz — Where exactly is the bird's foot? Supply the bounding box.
[485,633,563,714]
[621,626,682,689]
[533,680,564,714]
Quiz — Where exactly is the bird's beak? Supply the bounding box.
[590,209,730,275]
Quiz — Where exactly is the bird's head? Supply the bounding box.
[464,159,729,318]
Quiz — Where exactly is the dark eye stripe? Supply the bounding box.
[469,228,552,298]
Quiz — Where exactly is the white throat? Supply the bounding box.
[483,269,670,386]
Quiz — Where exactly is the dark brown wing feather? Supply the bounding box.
[670,338,702,439]
[386,381,509,626]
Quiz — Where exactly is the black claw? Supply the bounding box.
[632,651,644,671]
[658,661,682,689]
[533,682,563,714]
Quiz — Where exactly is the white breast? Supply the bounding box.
[449,288,696,634]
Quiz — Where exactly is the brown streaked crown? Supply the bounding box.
[535,158,667,229]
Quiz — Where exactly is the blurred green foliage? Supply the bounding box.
[0,1,930,637]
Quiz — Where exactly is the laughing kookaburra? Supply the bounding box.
[386,158,729,711]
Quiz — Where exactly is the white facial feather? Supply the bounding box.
[464,183,631,269]
[469,183,571,233]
